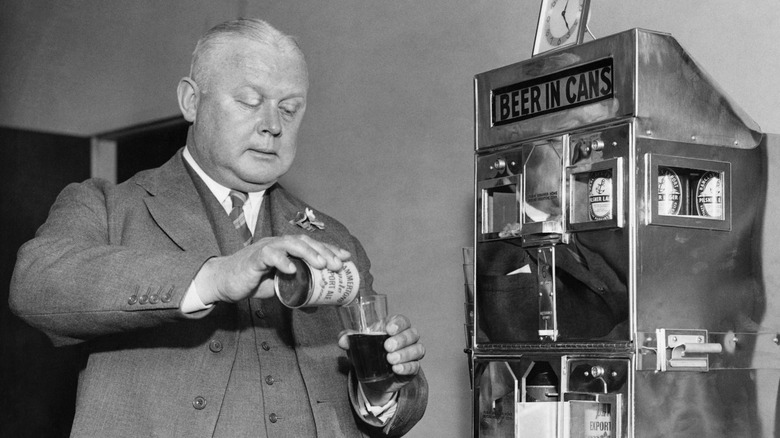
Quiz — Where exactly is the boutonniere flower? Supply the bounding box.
[290,207,325,231]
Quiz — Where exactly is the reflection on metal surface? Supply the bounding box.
[524,139,564,225]
[476,361,517,438]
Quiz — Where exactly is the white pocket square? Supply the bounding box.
[507,264,532,275]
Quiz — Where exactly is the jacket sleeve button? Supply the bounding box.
[209,340,223,353]
[127,295,138,305]
[139,294,149,304]
[268,413,279,423]
[192,396,206,410]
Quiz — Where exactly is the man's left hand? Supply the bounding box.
[338,314,425,403]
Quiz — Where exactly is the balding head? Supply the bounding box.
[190,18,308,92]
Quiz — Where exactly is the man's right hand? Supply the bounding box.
[193,234,351,304]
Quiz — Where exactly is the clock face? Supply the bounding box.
[544,0,583,46]
[533,0,590,56]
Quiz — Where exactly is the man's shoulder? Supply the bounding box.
[56,150,188,209]
[121,149,188,194]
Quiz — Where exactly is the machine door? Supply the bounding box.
[474,124,631,346]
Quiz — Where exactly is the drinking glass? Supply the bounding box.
[338,294,394,385]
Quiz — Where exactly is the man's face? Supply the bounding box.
[186,37,308,192]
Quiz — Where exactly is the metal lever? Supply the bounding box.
[657,329,722,372]
[669,341,722,369]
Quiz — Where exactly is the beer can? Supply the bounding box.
[696,171,722,218]
[658,167,682,216]
[274,257,360,308]
[588,170,613,221]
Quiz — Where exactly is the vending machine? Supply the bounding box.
[470,28,772,437]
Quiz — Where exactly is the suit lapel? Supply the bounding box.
[263,185,345,248]
[263,185,311,239]
[136,150,221,255]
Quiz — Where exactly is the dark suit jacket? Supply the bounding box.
[10,149,427,437]
[476,238,628,343]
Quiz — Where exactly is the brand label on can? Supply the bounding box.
[696,171,722,218]
[274,258,360,308]
[588,170,612,221]
[658,167,681,216]
[584,403,613,438]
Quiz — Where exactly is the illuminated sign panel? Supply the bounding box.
[492,58,614,126]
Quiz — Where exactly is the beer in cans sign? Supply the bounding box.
[492,58,614,126]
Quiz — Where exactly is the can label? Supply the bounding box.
[584,403,613,438]
[274,258,360,308]
[696,171,722,218]
[588,170,612,221]
[658,167,681,216]
[564,400,615,438]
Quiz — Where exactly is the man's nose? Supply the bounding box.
[256,103,281,136]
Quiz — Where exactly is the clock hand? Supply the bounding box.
[562,0,571,29]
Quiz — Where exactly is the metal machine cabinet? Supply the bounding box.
[470,28,773,437]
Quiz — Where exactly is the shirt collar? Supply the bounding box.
[182,146,265,212]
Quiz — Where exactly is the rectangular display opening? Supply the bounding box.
[647,154,730,230]
[567,158,624,232]
[657,166,723,219]
[482,184,520,235]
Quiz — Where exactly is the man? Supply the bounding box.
[10,18,427,437]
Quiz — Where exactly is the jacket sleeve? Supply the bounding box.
[8,180,212,346]
[349,369,429,437]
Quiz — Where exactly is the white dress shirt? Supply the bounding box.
[179,147,264,313]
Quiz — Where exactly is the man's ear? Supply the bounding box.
[177,77,199,122]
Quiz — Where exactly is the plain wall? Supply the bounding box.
[2,1,780,437]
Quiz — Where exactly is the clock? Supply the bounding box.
[532,0,591,56]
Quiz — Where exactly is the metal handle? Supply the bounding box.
[656,329,722,372]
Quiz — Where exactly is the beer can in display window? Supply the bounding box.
[274,257,360,308]
[696,171,722,218]
[588,170,613,221]
[658,167,682,216]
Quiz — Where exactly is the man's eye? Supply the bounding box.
[280,106,299,119]
[240,100,261,108]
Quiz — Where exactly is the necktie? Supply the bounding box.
[228,190,253,247]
